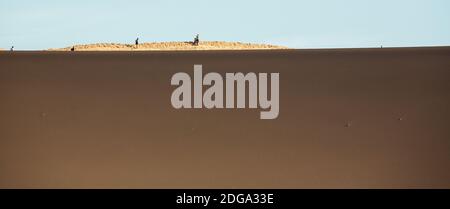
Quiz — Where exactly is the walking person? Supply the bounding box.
[135,37,139,48]
[193,34,199,46]
[10,46,14,51]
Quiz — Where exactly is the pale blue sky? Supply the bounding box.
[1,0,449,50]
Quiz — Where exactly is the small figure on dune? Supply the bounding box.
[71,46,75,51]
[10,46,14,51]
[193,34,199,46]
[135,37,139,48]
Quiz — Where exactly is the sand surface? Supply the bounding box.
[0,47,449,188]
[49,41,287,51]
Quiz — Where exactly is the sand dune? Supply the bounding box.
[1,47,449,188]
[49,41,288,51]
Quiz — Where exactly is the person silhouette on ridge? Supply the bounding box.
[193,34,199,46]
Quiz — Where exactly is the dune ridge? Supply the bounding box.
[49,41,288,51]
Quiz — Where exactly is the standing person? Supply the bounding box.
[71,46,75,51]
[10,46,14,51]
[135,37,139,48]
[193,34,199,46]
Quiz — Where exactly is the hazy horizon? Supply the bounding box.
[1,0,450,50]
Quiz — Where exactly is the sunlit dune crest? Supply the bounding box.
[49,41,288,51]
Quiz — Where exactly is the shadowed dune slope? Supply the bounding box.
[0,47,449,188]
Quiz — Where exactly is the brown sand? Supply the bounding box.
[0,47,449,188]
[49,41,287,51]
